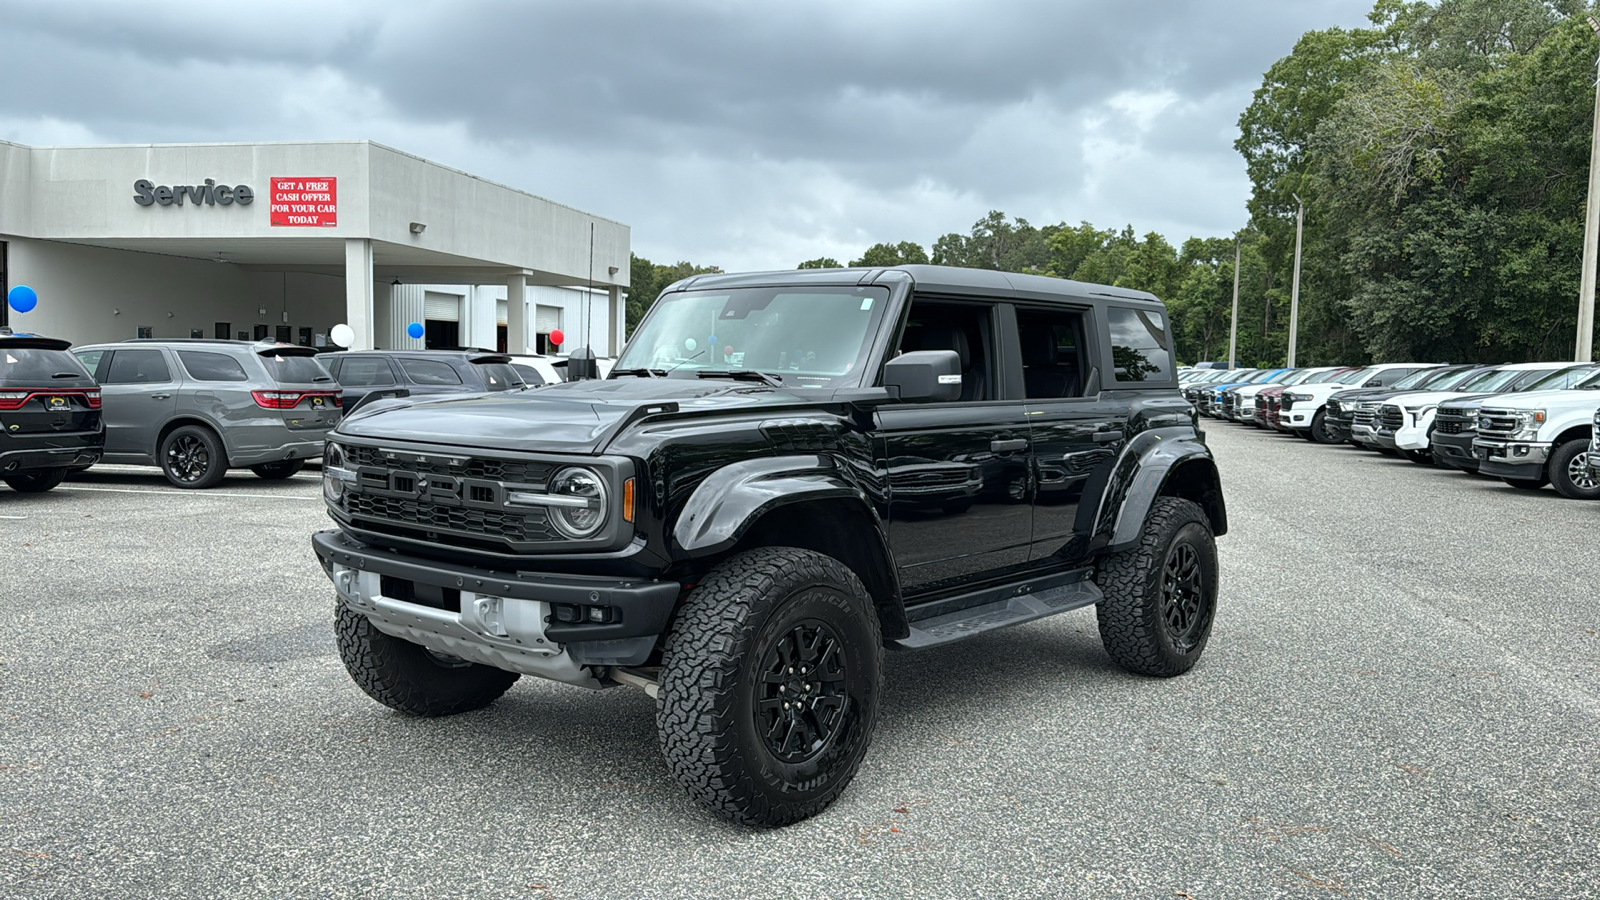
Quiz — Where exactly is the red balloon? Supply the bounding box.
[722,344,734,357]
[549,329,565,346]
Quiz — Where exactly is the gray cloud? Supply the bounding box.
[0,0,1374,271]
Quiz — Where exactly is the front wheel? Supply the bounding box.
[1309,409,1340,444]
[657,547,881,827]
[1094,497,1218,677]
[1403,449,1433,465]
[335,605,519,716]
[250,460,305,480]
[1548,439,1600,500]
[3,467,67,493]
[160,425,227,489]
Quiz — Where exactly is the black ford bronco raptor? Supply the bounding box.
[313,265,1227,826]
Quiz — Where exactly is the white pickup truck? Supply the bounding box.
[1371,362,1574,463]
[1472,376,1600,499]
[1278,363,1434,443]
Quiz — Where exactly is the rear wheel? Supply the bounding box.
[335,605,519,716]
[250,460,305,480]
[3,467,67,493]
[1548,439,1600,500]
[657,547,881,827]
[160,425,227,489]
[1094,497,1218,677]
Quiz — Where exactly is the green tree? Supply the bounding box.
[796,257,843,269]
[626,253,723,336]
[850,241,929,267]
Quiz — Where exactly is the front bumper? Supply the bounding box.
[1472,438,1550,479]
[1432,432,1478,470]
[313,530,681,679]
[1350,423,1379,446]
[1372,431,1399,450]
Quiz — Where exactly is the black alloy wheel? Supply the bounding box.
[159,425,227,489]
[1160,542,1210,654]
[1095,497,1219,677]
[755,620,850,764]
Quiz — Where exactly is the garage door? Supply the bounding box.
[424,292,461,322]
[535,304,562,334]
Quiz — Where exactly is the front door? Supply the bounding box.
[878,299,1032,595]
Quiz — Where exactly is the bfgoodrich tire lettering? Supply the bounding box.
[335,605,519,716]
[657,547,881,827]
[1094,497,1218,677]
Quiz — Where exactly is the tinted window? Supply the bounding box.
[104,349,172,384]
[1017,309,1085,399]
[1106,307,1171,383]
[1521,366,1592,391]
[0,347,93,385]
[1457,368,1519,393]
[475,362,523,390]
[337,358,396,387]
[399,359,463,385]
[511,363,546,386]
[177,350,248,382]
[262,353,333,384]
[74,349,106,378]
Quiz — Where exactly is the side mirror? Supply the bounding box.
[884,350,962,403]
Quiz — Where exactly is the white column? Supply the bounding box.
[344,238,375,351]
[506,273,528,354]
[372,279,393,350]
[608,285,624,356]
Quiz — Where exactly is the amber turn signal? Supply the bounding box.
[622,477,635,523]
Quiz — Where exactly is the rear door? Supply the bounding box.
[95,348,179,457]
[330,355,400,409]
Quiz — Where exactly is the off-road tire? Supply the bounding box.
[1309,409,1339,444]
[1503,476,1547,491]
[335,605,519,716]
[3,467,67,493]
[159,425,227,489]
[1547,438,1600,500]
[250,460,306,480]
[1094,497,1218,677]
[657,547,881,828]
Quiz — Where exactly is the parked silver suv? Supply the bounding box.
[72,339,342,488]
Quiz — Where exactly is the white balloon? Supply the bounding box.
[684,337,698,351]
[330,323,356,347]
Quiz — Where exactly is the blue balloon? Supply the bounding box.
[406,322,424,340]
[7,285,37,314]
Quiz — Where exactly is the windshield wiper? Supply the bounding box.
[613,367,668,378]
[695,369,784,387]
[51,372,82,379]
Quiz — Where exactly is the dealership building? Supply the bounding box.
[0,139,630,355]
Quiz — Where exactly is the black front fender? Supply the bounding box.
[673,455,869,555]
[1093,428,1226,552]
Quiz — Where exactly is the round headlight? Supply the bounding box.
[548,467,609,539]
[323,442,346,502]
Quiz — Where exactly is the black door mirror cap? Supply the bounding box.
[883,350,963,403]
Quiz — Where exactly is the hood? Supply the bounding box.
[336,376,809,454]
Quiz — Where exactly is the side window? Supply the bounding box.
[104,349,172,384]
[511,363,546,386]
[399,358,464,386]
[74,349,106,379]
[1105,307,1171,384]
[176,350,248,382]
[338,358,397,387]
[892,299,996,402]
[1016,308,1087,399]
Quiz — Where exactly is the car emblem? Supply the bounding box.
[48,396,67,409]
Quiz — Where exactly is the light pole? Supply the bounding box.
[1228,237,1241,367]
[1288,193,1305,367]
[1576,14,1600,362]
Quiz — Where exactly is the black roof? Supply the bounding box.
[0,328,71,351]
[667,264,1162,305]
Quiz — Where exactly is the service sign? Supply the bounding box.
[270,178,338,227]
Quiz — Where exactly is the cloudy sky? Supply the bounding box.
[0,0,1373,272]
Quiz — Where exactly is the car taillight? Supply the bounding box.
[86,391,101,409]
[0,391,28,410]
[252,390,304,409]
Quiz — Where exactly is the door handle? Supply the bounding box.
[1093,430,1123,443]
[151,393,172,400]
[990,438,1028,453]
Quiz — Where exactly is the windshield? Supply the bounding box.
[1576,370,1600,390]
[0,347,95,385]
[1247,370,1281,383]
[1426,368,1483,390]
[1390,368,1439,390]
[1303,368,1345,384]
[616,285,890,388]
[1521,366,1595,391]
[1279,369,1315,385]
[1330,367,1370,384]
[1454,368,1519,393]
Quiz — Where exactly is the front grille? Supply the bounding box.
[1379,405,1404,430]
[1280,395,1295,412]
[1477,408,1519,438]
[1351,409,1377,429]
[346,492,556,543]
[1325,398,1340,417]
[1436,408,1473,435]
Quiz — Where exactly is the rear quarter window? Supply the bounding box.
[0,347,94,385]
[399,359,464,386]
[1105,307,1172,384]
[177,350,249,382]
[336,358,396,387]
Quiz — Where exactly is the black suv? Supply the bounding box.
[320,350,524,410]
[0,328,102,493]
[312,265,1227,826]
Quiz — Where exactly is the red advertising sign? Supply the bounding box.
[269,177,338,227]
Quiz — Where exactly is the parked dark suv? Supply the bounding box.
[313,265,1227,826]
[0,328,102,492]
[71,339,342,488]
[320,350,525,409]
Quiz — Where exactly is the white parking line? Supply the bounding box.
[56,485,321,501]
[0,514,28,519]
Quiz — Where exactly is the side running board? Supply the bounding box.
[891,573,1103,651]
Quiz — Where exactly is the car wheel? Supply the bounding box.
[1403,449,1433,465]
[1503,476,1548,491]
[159,425,227,489]
[3,467,68,493]
[657,547,881,827]
[1094,497,1218,677]
[250,460,306,480]
[335,605,519,716]
[1548,438,1600,500]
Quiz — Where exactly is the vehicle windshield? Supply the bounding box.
[1278,369,1315,385]
[616,285,891,388]
[1454,368,1519,393]
[1575,370,1600,390]
[1521,365,1594,391]
[1332,367,1371,384]
[0,347,95,385]
[1390,368,1440,390]
[1248,370,1283,383]
[1303,368,1347,384]
[1426,368,1483,390]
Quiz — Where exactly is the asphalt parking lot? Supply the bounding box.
[3,433,1599,899]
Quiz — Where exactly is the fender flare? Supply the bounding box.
[1095,428,1226,551]
[673,455,875,556]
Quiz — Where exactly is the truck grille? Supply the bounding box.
[1477,408,1519,439]
[1351,409,1377,429]
[345,492,555,543]
[1435,408,1473,435]
[1379,405,1404,431]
